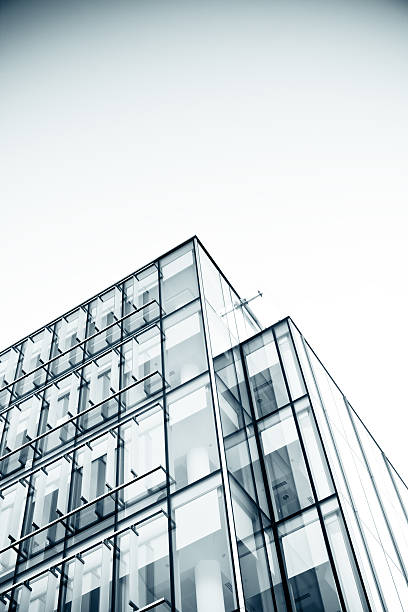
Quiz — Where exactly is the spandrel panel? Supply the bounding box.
[278,508,342,611]
[161,242,198,315]
[167,373,219,490]
[243,330,289,419]
[258,408,314,521]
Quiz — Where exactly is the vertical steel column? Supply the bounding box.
[157,259,177,612]
[56,304,93,611]
[193,239,246,612]
[111,283,125,611]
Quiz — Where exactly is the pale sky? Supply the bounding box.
[1,0,407,480]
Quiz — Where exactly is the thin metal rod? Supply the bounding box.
[0,372,161,466]
[0,465,167,555]
[0,300,159,394]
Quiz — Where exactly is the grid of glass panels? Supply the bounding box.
[0,236,406,612]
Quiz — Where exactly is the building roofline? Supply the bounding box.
[1,235,262,355]
[193,236,263,331]
[0,235,198,355]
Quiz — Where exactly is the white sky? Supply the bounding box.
[1,0,407,481]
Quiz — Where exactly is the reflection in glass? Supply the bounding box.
[164,300,207,389]
[279,508,342,611]
[167,374,219,490]
[322,498,369,611]
[161,242,198,314]
[173,480,236,612]
[244,331,288,419]
[259,408,314,520]
[294,397,334,501]
[274,322,305,401]
[117,513,170,611]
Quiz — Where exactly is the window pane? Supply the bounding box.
[294,397,334,501]
[322,498,369,611]
[278,508,342,611]
[274,321,305,401]
[259,408,314,520]
[161,242,198,314]
[173,480,237,612]
[244,330,289,419]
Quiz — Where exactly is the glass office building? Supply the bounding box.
[0,236,406,611]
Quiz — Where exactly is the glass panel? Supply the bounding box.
[164,300,207,389]
[278,508,342,611]
[259,407,314,520]
[122,403,165,487]
[294,397,334,501]
[123,264,159,329]
[230,481,279,611]
[322,498,369,611]
[11,569,59,611]
[161,242,198,314]
[353,415,408,577]
[61,541,113,611]
[196,245,239,356]
[274,321,305,401]
[214,349,251,436]
[243,330,289,419]
[0,395,42,476]
[167,373,219,490]
[117,513,170,611]
[173,478,237,612]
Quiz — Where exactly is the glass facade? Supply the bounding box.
[0,236,406,611]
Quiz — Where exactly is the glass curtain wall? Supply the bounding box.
[0,238,243,612]
[289,318,408,611]
[0,237,407,612]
